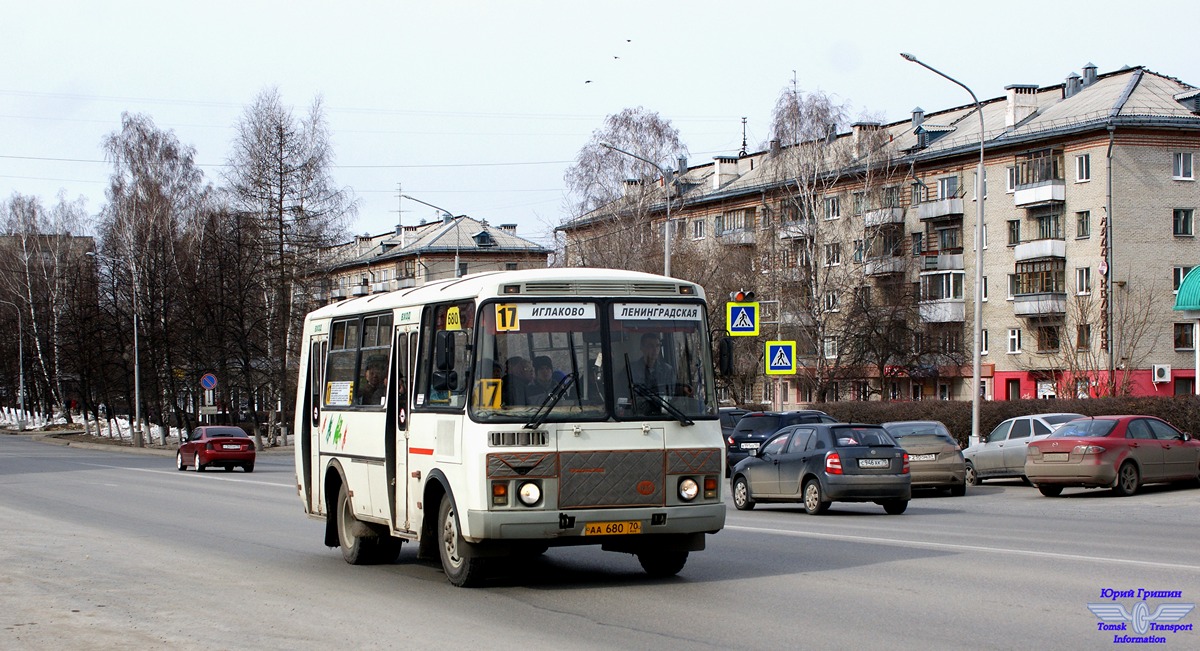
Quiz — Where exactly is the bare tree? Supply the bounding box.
[224,87,355,446]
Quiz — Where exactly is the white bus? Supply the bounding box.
[294,268,726,586]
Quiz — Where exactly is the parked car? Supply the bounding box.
[177,425,256,472]
[726,410,839,470]
[962,413,1082,485]
[719,407,749,441]
[730,423,911,515]
[882,420,967,496]
[1026,415,1200,497]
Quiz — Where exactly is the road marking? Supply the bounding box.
[725,524,1200,573]
[74,462,292,489]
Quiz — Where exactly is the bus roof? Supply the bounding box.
[306,267,706,320]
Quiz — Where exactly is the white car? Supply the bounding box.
[963,413,1083,485]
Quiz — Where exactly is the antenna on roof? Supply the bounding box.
[740,117,748,157]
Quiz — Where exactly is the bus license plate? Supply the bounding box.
[583,520,642,536]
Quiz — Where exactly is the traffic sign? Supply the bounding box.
[765,341,797,375]
[726,302,760,336]
[200,373,218,390]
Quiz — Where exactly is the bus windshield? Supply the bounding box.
[470,300,717,424]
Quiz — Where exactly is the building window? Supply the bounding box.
[763,380,774,402]
[1006,166,1017,193]
[882,186,901,208]
[824,291,840,312]
[457,262,468,278]
[824,196,841,219]
[1007,220,1021,246]
[938,176,958,200]
[505,262,518,271]
[691,219,705,239]
[825,242,841,266]
[1014,259,1066,294]
[1174,152,1194,180]
[1175,323,1196,350]
[911,232,924,256]
[852,192,866,215]
[1173,208,1194,236]
[1075,154,1091,182]
[1035,207,1063,240]
[823,337,839,359]
[1174,266,1195,293]
[1008,328,1022,353]
[911,183,927,205]
[981,329,989,355]
[1036,324,1060,352]
[1076,210,1091,238]
[852,239,864,263]
[1008,274,1018,299]
[982,275,989,301]
[1077,324,1091,350]
[921,271,964,301]
[1076,267,1092,294]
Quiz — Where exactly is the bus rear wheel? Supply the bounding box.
[337,484,377,565]
[438,495,487,587]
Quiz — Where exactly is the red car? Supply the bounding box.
[176,426,256,473]
[1025,416,1200,497]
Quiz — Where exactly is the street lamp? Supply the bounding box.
[0,300,25,431]
[86,250,143,447]
[901,52,987,446]
[400,194,463,278]
[600,142,676,277]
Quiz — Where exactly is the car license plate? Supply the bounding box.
[909,453,936,462]
[1043,452,1069,461]
[582,520,642,536]
[858,458,890,468]
[222,444,241,450]
[740,442,760,450]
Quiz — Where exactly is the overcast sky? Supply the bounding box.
[4,0,1198,246]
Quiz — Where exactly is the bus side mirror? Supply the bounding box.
[718,339,734,376]
[432,370,459,392]
[435,331,455,371]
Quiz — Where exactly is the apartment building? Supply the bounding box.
[559,64,1200,405]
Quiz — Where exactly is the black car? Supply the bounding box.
[731,423,911,515]
[726,410,838,470]
[719,407,749,440]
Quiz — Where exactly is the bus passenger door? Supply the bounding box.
[388,328,416,532]
[303,336,327,513]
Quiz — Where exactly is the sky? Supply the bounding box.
[3,0,1198,248]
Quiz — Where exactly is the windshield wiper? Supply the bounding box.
[630,383,694,426]
[524,373,576,430]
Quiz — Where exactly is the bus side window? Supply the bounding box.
[420,302,474,409]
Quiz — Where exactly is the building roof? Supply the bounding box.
[326,216,549,273]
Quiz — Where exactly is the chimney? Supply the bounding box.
[622,178,644,197]
[769,139,781,156]
[677,156,687,175]
[852,122,882,158]
[1005,84,1039,127]
[499,223,517,233]
[911,107,925,131]
[1063,72,1082,98]
[1082,62,1098,86]
[713,156,738,190]
[825,124,838,145]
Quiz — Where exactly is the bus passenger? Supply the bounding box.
[502,356,534,406]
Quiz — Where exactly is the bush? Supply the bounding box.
[810,396,1200,447]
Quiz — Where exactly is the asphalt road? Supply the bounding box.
[2,433,1198,650]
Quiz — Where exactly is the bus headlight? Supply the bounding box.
[678,478,699,502]
[517,481,542,506]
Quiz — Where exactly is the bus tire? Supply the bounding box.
[637,550,688,578]
[373,536,403,564]
[438,495,486,587]
[337,483,375,565]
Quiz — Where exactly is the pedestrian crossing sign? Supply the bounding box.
[726,302,759,336]
[765,341,797,375]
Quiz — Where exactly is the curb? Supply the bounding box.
[6,430,293,457]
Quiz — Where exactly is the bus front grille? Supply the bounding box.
[558,450,664,508]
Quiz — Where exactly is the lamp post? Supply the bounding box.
[901,52,986,446]
[0,300,25,431]
[86,251,143,447]
[600,142,675,277]
[400,194,463,278]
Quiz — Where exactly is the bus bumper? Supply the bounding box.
[464,503,726,543]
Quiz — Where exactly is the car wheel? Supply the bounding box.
[637,550,688,578]
[243,463,254,473]
[1037,484,1063,497]
[965,462,981,486]
[1113,462,1139,497]
[176,452,186,471]
[949,482,966,497]
[732,476,755,511]
[882,500,908,515]
[439,495,487,587]
[193,452,204,472]
[803,479,829,515]
[337,483,375,565]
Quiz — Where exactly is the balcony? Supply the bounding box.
[1014,180,1065,207]
[717,229,756,246]
[919,298,966,323]
[922,252,964,271]
[865,256,905,276]
[1012,292,1067,317]
[918,198,964,221]
[330,288,347,300]
[777,220,813,239]
[863,207,904,228]
[350,285,369,297]
[1013,238,1066,262]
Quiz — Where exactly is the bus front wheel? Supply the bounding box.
[637,550,688,578]
[438,495,487,587]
